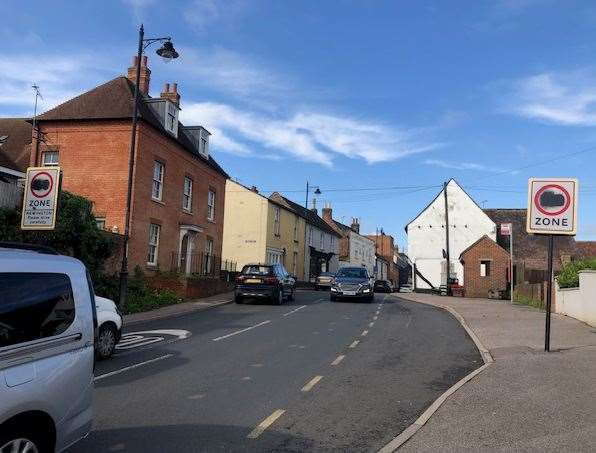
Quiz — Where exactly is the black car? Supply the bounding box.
[373,280,394,293]
[330,267,374,302]
[235,263,295,305]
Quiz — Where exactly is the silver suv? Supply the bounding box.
[0,247,95,452]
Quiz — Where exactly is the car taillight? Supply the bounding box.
[263,276,279,285]
[236,275,246,283]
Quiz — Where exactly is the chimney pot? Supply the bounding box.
[171,83,178,93]
[141,55,148,67]
[127,55,151,96]
[164,83,170,92]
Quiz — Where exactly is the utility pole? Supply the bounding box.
[443,181,451,296]
[32,85,43,164]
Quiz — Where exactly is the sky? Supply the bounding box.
[1,0,596,249]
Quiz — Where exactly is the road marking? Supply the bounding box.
[94,354,173,382]
[369,322,375,328]
[188,393,206,400]
[241,376,252,381]
[283,305,307,317]
[331,355,345,366]
[373,316,378,321]
[247,409,286,439]
[362,330,368,337]
[405,315,412,329]
[251,363,264,367]
[301,375,323,392]
[212,320,271,341]
[116,335,164,350]
[349,340,360,348]
[376,310,380,315]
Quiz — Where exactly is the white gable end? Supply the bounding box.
[407,180,496,289]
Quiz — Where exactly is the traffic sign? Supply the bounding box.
[21,166,61,230]
[500,223,512,236]
[526,178,578,235]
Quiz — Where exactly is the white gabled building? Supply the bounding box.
[406,179,496,290]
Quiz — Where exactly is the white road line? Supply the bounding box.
[369,322,375,328]
[301,375,323,392]
[94,354,173,382]
[376,310,380,315]
[373,315,378,321]
[331,355,345,366]
[362,330,369,337]
[212,320,271,341]
[349,340,360,348]
[283,305,307,317]
[247,409,286,439]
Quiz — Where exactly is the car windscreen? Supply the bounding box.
[336,268,368,279]
[241,265,272,276]
[319,272,333,277]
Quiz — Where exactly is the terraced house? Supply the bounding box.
[222,181,307,278]
[31,56,229,274]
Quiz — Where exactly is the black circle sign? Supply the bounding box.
[534,184,571,217]
[30,171,54,199]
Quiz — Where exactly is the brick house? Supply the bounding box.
[364,233,400,286]
[31,56,229,274]
[459,235,510,298]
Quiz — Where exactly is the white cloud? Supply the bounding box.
[181,102,442,166]
[504,70,596,126]
[183,0,246,31]
[423,159,503,172]
[121,0,156,22]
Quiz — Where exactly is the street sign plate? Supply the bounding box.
[21,166,61,230]
[500,223,512,236]
[526,178,578,235]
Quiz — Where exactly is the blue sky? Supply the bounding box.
[1,0,595,248]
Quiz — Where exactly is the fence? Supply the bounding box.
[169,252,236,277]
[0,180,23,209]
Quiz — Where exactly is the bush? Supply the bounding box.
[557,258,596,289]
[513,291,545,310]
[94,267,183,314]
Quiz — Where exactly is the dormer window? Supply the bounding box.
[199,128,210,159]
[165,100,179,137]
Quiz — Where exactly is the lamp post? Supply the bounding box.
[303,182,321,282]
[305,181,321,209]
[119,24,179,308]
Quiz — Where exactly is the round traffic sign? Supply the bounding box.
[30,171,54,198]
[534,184,571,216]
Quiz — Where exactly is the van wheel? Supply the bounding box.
[96,323,117,360]
[0,430,48,453]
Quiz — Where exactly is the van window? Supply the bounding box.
[0,273,75,348]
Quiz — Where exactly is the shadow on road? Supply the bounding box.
[67,423,322,453]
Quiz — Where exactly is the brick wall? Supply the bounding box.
[461,235,510,299]
[36,119,227,273]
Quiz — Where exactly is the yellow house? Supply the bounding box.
[222,180,306,279]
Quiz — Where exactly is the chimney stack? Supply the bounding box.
[322,202,333,223]
[350,218,360,234]
[127,55,151,96]
[160,82,181,107]
[250,186,259,193]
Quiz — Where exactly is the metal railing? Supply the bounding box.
[169,252,236,277]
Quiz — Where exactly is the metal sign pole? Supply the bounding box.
[510,230,514,303]
[545,234,554,352]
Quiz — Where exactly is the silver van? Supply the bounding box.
[0,248,95,452]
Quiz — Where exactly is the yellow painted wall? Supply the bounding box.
[266,203,306,280]
[222,180,268,269]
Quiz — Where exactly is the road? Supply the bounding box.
[69,290,481,452]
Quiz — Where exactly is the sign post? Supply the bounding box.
[500,223,513,303]
[21,167,61,230]
[526,178,578,352]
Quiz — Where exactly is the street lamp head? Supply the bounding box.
[314,187,322,195]
[156,40,179,62]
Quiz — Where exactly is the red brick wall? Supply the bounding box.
[461,236,510,298]
[36,119,226,273]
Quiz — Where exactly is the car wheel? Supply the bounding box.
[96,323,117,360]
[273,289,283,305]
[0,428,49,453]
[235,295,243,304]
[288,289,295,301]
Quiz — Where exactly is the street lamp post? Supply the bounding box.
[305,181,322,209]
[119,24,179,308]
[303,182,322,282]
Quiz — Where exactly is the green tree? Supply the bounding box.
[0,191,116,277]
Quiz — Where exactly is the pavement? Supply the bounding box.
[394,292,596,452]
[123,291,234,325]
[69,291,481,452]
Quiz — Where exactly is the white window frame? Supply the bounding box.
[274,207,280,236]
[95,218,106,230]
[42,151,59,166]
[199,129,209,158]
[152,161,164,201]
[308,227,313,245]
[293,215,299,241]
[165,101,178,136]
[480,260,491,277]
[183,176,193,212]
[207,190,216,221]
[147,223,161,265]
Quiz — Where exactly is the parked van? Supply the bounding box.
[0,247,95,452]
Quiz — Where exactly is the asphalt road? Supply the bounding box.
[69,290,481,453]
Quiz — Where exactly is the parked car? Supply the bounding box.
[235,263,296,304]
[373,280,394,293]
[399,283,413,293]
[330,267,374,302]
[95,295,122,360]
[0,247,95,452]
[315,272,335,291]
